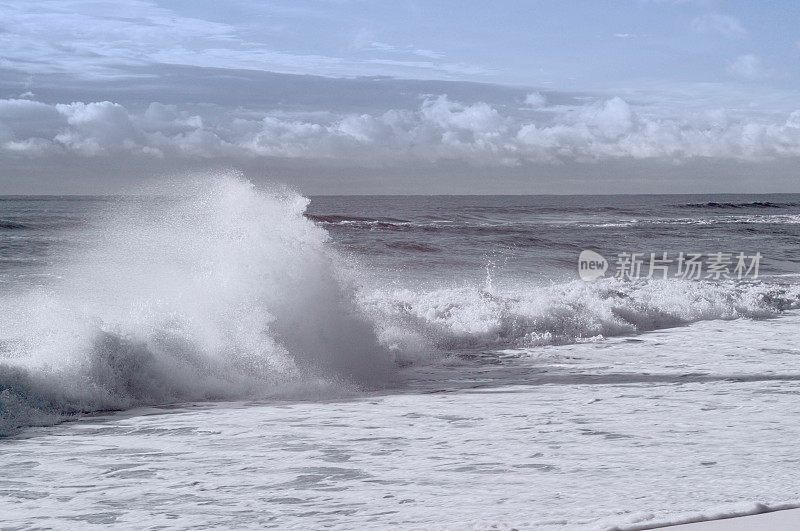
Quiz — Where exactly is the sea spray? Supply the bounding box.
[4,181,800,436]
[359,278,800,352]
[0,174,391,435]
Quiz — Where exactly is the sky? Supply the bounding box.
[1,0,799,194]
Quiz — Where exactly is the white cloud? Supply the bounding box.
[579,97,635,138]
[55,102,142,156]
[413,49,445,59]
[352,29,446,59]
[727,54,767,80]
[0,1,483,82]
[363,59,492,77]
[2,95,800,165]
[0,0,236,78]
[691,14,747,37]
[366,41,397,52]
[524,92,547,108]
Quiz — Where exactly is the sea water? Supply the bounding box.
[1,174,799,528]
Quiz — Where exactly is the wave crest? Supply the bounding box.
[361,279,800,353]
[0,174,390,436]
[677,201,800,210]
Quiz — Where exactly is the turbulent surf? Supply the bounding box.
[2,179,800,435]
[0,176,391,435]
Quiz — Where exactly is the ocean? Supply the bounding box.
[1,175,800,529]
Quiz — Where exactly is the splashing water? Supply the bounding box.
[359,278,800,353]
[0,174,391,435]
[3,179,800,436]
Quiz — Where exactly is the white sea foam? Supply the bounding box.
[360,278,800,354]
[573,213,800,228]
[5,313,800,529]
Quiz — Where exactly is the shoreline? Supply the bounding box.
[619,504,800,530]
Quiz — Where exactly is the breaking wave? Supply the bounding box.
[0,174,391,436]
[360,278,800,354]
[3,176,800,436]
[305,213,412,225]
[677,201,800,210]
[576,214,800,227]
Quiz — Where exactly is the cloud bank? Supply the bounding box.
[2,95,800,166]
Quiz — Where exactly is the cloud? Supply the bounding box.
[55,102,142,156]
[1,1,484,82]
[352,29,445,59]
[365,41,397,52]
[524,92,547,108]
[413,49,445,59]
[691,14,747,37]
[2,95,800,165]
[727,54,767,79]
[363,59,492,77]
[0,0,236,79]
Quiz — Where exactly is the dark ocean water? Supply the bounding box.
[4,193,799,290]
[306,194,800,286]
